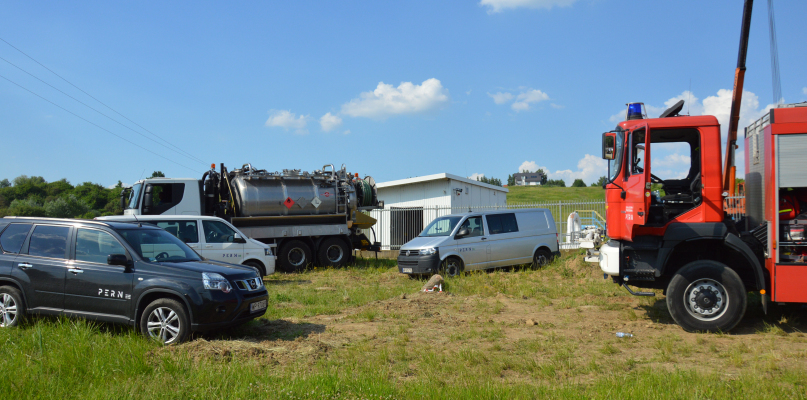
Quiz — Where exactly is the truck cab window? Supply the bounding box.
[630,130,646,175]
[144,183,185,215]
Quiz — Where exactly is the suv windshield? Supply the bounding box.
[127,183,142,209]
[419,216,463,237]
[608,129,625,182]
[116,228,202,262]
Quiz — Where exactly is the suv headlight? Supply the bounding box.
[419,247,437,255]
[202,272,232,293]
[264,247,273,256]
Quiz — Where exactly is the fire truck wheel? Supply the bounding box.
[440,257,463,278]
[279,240,312,272]
[317,237,350,268]
[533,248,553,268]
[666,260,747,333]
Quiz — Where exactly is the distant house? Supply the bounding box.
[513,172,545,186]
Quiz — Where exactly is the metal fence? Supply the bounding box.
[361,201,607,251]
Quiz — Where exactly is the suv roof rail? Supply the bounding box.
[2,216,113,227]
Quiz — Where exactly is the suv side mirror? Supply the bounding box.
[602,132,616,160]
[233,233,246,243]
[108,254,130,267]
[455,228,470,239]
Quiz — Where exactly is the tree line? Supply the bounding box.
[0,172,164,219]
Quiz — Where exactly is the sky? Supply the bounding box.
[1,0,806,189]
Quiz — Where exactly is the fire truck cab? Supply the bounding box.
[597,102,807,332]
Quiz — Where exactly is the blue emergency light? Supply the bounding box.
[626,102,646,120]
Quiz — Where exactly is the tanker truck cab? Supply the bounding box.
[123,179,203,216]
[397,209,559,277]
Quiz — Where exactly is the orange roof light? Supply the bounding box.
[211,163,216,169]
[355,173,359,178]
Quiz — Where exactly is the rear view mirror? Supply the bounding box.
[233,233,246,243]
[456,228,470,239]
[143,184,153,211]
[602,133,616,160]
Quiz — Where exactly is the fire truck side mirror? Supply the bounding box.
[602,133,616,160]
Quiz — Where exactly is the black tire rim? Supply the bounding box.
[683,278,728,321]
[288,248,305,267]
[146,307,181,344]
[536,253,548,267]
[0,293,18,327]
[326,244,344,263]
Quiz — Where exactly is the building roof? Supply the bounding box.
[377,173,509,193]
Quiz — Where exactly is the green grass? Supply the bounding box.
[2,254,807,399]
[507,185,605,204]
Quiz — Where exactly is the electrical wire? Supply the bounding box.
[0,73,203,174]
[0,54,209,165]
[0,36,208,165]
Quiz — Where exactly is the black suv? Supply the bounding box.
[0,217,268,344]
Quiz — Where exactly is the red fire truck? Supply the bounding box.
[593,0,807,332]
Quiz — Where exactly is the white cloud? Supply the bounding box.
[518,155,606,185]
[512,89,549,111]
[550,103,564,109]
[468,173,485,181]
[480,0,578,13]
[343,130,351,135]
[340,78,449,119]
[488,92,514,104]
[803,87,807,95]
[265,110,309,134]
[319,112,342,132]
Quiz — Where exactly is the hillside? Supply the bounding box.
[506,185,605,203]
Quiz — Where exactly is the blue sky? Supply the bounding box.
[2,0,806,188]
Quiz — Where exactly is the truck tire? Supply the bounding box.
[0,286,26,328]
[317,237,350,268]
[243,260,266,277]
[440,256,464,278]
[140,298,190,345]
[666,260,747,333]
[279,240,312,272]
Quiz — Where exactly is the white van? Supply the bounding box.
[96,215,276,276]
[396,209,559,277]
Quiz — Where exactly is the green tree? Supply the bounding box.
[507,174,515,186]
[44,194,90,218]
[544,179,566,187]
[7,199,47,217]
[47,179,74,198]
[592,176,608,187]
[0,179,10,188]
[149,171,165,178]
[572,179,586,187]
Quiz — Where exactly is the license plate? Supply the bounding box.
[250,300,267,312]
[402,268,413,273]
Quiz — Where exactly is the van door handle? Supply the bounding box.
[204,245,212,248]
[481,237,487,241]
[68,268,83,274]
[18,263,33,269]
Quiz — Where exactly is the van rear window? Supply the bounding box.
[486,213,518,234]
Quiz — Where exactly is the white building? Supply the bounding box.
[370,173,508,250]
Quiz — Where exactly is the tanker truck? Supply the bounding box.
[119,163,384,272]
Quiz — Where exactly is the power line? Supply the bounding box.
[0,73,203,174]
[0,36,208,165]
[0,54,209,165]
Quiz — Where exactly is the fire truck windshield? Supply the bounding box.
[607,130,624,182]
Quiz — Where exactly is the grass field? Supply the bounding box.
[2,254,806,399]
[506,186,605,204]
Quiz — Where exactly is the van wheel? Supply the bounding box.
[440,257,463,278]
[317,237,350,268]
[0,286,25,328]
[279,240,312,272]
[533,249,553,268]
[666,260,747,333]
[243,261,266,277]
[140,298,190,345]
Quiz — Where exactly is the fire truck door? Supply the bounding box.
[623,125,651,238]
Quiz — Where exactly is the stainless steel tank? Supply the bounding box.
[229,165,357,218]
